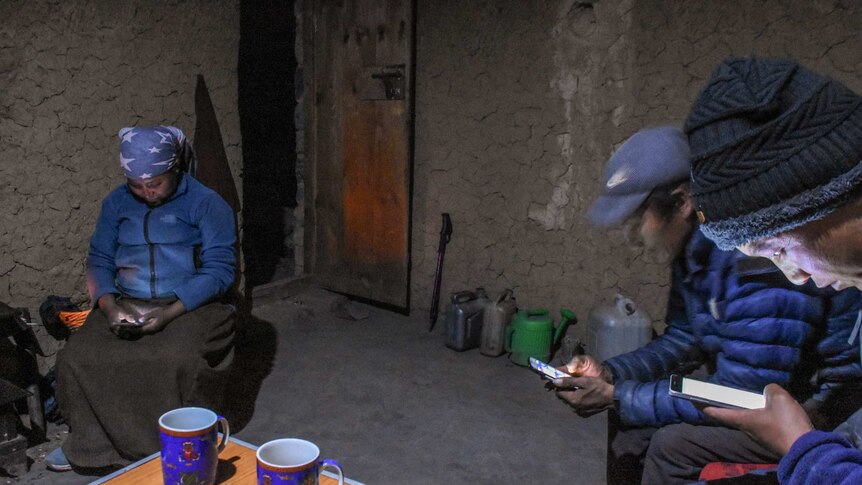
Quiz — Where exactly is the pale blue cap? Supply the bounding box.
[587,126,691,226]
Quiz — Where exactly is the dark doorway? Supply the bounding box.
[239,0,297,287]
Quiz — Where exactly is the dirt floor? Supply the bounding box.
[5,285,606,484]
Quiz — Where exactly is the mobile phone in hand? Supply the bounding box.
[112,318,142,327]
[668,374,765,409]
[109,319,143,334]
[529,357,572,380]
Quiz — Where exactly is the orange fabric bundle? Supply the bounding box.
[59,310,90,329]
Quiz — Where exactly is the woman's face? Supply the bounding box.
[127,170,179,207]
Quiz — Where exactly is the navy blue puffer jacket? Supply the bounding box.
[604,230,862,427]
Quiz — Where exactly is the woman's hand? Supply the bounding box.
[101,296,186,337]
[99,294,137,331]
[135,300,186,335]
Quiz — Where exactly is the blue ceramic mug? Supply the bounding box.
[256,438,344,485]
[159,407,230,485]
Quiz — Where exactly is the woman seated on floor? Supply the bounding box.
[47,126,237,472]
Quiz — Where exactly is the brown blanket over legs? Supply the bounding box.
[57,302,235,468]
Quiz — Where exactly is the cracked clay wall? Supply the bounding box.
[0,1,241,312]
[412,0,862,335]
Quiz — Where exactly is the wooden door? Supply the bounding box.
[303,0,414,309]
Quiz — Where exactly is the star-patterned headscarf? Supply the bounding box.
[118,126,193,180]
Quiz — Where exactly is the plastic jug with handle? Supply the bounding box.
[586,293,652,362]
[505,308,576,366]
[444,288,489,351]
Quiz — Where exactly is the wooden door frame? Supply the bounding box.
[301,0,318,276]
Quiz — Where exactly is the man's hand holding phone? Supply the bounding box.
[563,354,615,383]
[702,383,814,456]
[543,355,615,417]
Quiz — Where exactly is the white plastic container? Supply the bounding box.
[480,289,517,357]
[587,293,652,362]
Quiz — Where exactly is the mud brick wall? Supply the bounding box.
[4,0,862,333]
[0,1,241,312]
[411,0,862,334]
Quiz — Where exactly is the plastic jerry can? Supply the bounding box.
[587,293,652,362]
[444,288,489,351]
[480,289,517,356]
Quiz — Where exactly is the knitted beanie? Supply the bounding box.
[684,57,862,250]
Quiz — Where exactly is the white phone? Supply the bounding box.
[668,374,765,410]
[529,357,572,380]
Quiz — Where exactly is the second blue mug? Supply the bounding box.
[256,438,343,485]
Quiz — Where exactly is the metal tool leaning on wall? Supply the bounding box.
[428,213,452,332]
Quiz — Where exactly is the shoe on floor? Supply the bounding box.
[46,447,72,472]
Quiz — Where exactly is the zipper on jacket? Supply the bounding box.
[143,209,157,298]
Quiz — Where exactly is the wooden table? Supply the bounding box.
[91,437,363,485]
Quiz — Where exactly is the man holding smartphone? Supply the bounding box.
[549,126,862,484]
[683,56,862,484]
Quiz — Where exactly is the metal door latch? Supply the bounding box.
[359,65,405,101]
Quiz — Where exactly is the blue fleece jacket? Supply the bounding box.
[604,230,862,427]
[87,175,236,311]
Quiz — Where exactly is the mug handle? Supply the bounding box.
[216,415,230,453]
[320,459,344,485]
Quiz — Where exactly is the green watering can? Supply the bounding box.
[505,308,576,366]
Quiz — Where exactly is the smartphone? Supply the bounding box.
[668,375,765,410]
[529,357,572,380]
[110,318,142,328]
